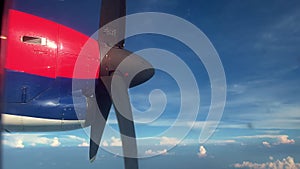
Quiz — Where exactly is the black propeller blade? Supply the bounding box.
[99,0,126,48]
[88,78,112,162]
[112,74,138,169]
[87,1,154,169]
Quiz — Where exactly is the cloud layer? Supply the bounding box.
[2,134,90,148]
[233,156,300,169]
[2,134,63,148]
[237,135,296,147]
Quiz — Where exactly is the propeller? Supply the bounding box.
[86,0,155,169]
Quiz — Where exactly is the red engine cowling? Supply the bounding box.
[5,9,100,79]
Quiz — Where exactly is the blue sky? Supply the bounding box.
[3,0,300,168]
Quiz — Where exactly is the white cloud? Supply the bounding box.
[67,135,86,142]
[78,141,89,147]
[36,137,53,144]
[159,137,179,146]
[236,135,285,139]
[99,137,124,147]
[276,135,295,145]
[66,135,90,147]
[157,149,168,154]
[233,156,300,169]
[3,139,24,148]
[2,134,62,148]
[15,139,25,148]
[206,139,237,145]
[262,141,271,148]
[197,145,207,158]
[102,140,109,147]
[50,137,61,147]
[259,130,282,134]
[145,149,168,156]
[145,149,154,155]
[236,135,295,146]
[110,137,122,147]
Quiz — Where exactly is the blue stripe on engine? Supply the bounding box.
[3,70,90,120]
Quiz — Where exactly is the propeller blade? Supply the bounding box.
[111,74,138,169]
[90,0,153,167]
[88,79,112,162]
[99,0,126,48]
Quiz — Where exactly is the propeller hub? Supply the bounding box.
[100,47,155,87]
